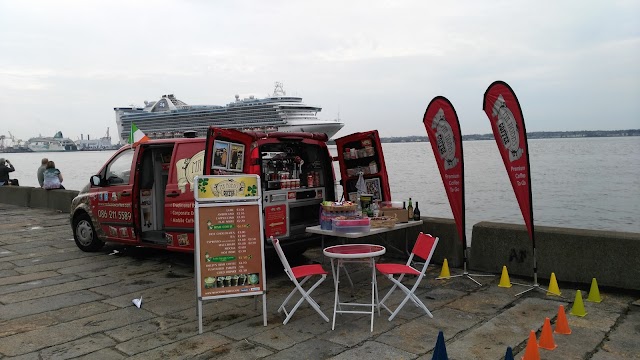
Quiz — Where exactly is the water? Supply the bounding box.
[5,137,639,242]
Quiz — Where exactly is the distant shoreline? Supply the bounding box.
[377,129,640,143]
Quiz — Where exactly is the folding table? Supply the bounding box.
[323,244,386,332]
[306,219,423,257]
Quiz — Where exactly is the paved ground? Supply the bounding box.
[0,204,638,359]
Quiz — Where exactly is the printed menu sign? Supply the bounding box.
[197,204,263,298]
[264,204,288,238]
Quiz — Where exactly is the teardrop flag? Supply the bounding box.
[423,96,465,246]
[482,81,534,241]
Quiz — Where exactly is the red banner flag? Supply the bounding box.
[423,97,466,245]
[482,81,534,241]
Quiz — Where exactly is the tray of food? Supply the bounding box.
[370,215,397,228]
[322,201,357,212]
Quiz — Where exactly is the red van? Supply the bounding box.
[70,127,389,253]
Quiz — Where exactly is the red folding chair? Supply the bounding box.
[376,232,439,321]
[272,237,330,324]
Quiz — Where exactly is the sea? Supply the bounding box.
[4,137,639,243]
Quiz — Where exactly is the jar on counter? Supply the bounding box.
[307,174,314,188]
[313,171,320,187]
[369,161,378,174]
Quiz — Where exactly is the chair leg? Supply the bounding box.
[279,276,312,313]
[281,275,329,324]
[389,279,433,321]
[379,275,399,314]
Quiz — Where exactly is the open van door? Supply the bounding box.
[335,130,392,203]
[204,128,255,177]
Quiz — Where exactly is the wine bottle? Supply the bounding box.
[407,198,414,220]
[413,201,421,221]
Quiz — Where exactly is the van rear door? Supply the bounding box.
[204,128,255,176]
[335,130,392,203]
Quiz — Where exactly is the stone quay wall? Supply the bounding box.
[1,185,638,290]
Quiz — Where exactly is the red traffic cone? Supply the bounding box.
[538,317,557,350]
[521,330,540,360]
[554,305,572,335]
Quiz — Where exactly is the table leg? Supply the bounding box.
[331,258,339,330]
[369,258,376,332]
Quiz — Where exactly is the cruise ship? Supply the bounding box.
[114,82,345,144]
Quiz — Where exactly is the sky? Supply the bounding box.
[1,0,638,143]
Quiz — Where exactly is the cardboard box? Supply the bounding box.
[381,208,409,223]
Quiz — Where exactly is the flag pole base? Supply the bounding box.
[512,282,567,298]
[437,271,495,286]
[437,255,495,287]
[513,282,547,297]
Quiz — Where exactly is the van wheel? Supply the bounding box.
[73,213,104,252]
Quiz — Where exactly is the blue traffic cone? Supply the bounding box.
[504,346,515,360]
[432,330,448,360]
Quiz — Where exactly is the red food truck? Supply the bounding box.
[70,127,390,254]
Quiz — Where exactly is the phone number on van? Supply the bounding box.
[97,210,132,221]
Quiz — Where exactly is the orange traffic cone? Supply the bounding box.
[554,305,572,335]
[498,265,512,288]
[538,317,557,350]
[521,330,540,360]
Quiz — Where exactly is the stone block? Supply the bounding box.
[469,221,640,290]
[0,186,33,207]
[46,189,79,212]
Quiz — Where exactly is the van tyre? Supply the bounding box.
[73,213,104,252]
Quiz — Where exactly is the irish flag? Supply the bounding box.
[129,123,149,145]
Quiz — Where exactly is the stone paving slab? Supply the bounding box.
[329,340,416,360]
[0,275,117,303]
[0,307,156,356]
[0,301,116,338]
[0,204,638,359]
[126,331,231,359]
[0,289,105,320]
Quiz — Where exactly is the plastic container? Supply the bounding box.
[332,218,371,233]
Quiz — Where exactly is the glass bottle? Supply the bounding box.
[413,201,421,221]
[407,198,414,220]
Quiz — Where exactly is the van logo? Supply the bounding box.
[177,150,205,193]
[211,179,246,198]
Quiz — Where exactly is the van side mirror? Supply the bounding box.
[90,175,102,187]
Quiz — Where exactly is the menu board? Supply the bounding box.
[196,203,264,298]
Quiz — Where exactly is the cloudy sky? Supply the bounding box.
[1,0,638,143]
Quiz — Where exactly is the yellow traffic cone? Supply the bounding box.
[547,272,561,296]
[570,290,587,317]
[587,278,602,303]
[438,258,451,279]
[498,265,512,288]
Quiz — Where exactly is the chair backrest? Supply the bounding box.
[271,237,294,280]
[411,232,438,263]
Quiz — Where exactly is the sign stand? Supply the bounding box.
[194,175,267,333]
